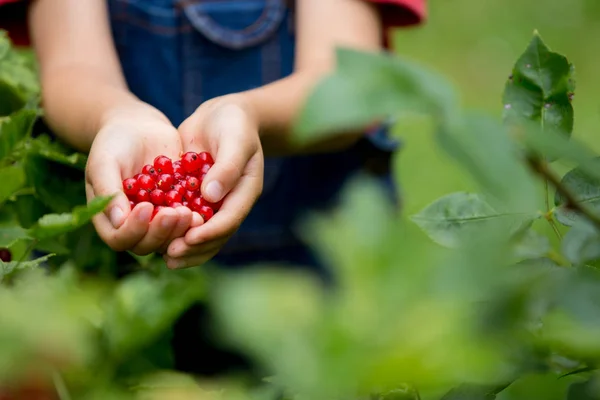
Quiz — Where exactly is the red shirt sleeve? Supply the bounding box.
[369,0,427,28]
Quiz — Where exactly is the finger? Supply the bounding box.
[166,234,228,259]
[157,207,194,254]
[163,248,221,270]
[86,155,129,229]
[200,114,259,204]
[131,207,180,256]
[88,182,154,251]
[185,153,263,245]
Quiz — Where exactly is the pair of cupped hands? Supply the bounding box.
[85,96,264,269]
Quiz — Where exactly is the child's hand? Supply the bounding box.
[86,111,194,255]
[163,96,264,269]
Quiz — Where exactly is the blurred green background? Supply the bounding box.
[391,0,600,215]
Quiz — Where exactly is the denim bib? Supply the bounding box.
[107,0,399,269]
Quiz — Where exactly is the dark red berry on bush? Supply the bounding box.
[165,190,183,205]
[137,174,156,191]
[154,155,174,174]
[157,174,175,191]
[136,189,150,203]
[181,152,203,173]
[123,178,139,196]
[149,189,166,206]
[185,176,200,191]
[198,205,214,221]
[0,248,11,262]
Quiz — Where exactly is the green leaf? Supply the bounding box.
[502,32,574,138]
[0,165,26,205]
[0,32,40,115]
[0,108,38,161]
[28,196,112,240]
[411,192,537,248]
[436,113,539,215]
[513,229,551,260]
[0,253,54,281]
[25,135,87,170]
[561,220,600,265]
[102,269,206,359]
[294,47,458,142]
[554,160,600,226]
[0,225,31,248]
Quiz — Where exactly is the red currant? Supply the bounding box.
[0,248,11,262]
[141,164,157,178]
[174,172,185,181]
[129,200,136,209]
[200,163,211,175]
[185,176,200,191]
[136,189,150,203]
[206,198,224,211]
[172,184,186,196]
[170,202,183,208]
[198,205,214,221]
[122,178,139,196]
[181,152,203,173]
[183,190,197,202]
[157,174,175,191]
[137,174,156,191]
[198,151,214,165]
[189,197,203,213]
[153,155,174,174]
[149,189,166,206]
[165,190,183,205]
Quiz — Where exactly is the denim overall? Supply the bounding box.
[107,0,400,376]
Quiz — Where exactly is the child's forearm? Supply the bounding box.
[39,65,163,152]
[239,71,364,156]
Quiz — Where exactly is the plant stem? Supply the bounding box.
[527,156,600,230]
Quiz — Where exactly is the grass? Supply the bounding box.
[390,0,600,215]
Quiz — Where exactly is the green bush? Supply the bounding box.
[2,28,600,400]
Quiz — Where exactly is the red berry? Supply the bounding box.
[185,176,200,191]
[198,151,214,165]
[137,174,156,191]
[149,189,166,206]
[181,152,203,173]
[182,201,189,207]
[183,190,197,202]
[173,184,186,196]
[189,197,203,213]
[136,189,150,203]
[133,173,142,180]
[198,205,214,221]
[174,172,185,181]
[0,248,11,262]
[165,190,183,205]
[123,178,139,196]
[129,200,136,209]
[206,198,224,211]
[170,202,183,208]
[200,163,211,174]
[141,164,157,177]
[154,155,174,174]
[157,174,175,191]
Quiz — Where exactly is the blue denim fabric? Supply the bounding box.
[107,0,399,273]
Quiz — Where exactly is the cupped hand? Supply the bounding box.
[85,108,193,256]
[163,95,264,269]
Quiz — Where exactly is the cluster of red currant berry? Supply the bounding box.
[122,152,222,221]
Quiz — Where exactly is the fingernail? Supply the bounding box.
[138,206,152,222]
[109,207,124,228]
[205,181,223,202]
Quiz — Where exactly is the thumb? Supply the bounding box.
[86,158,130,229]
[201,136,254,204]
